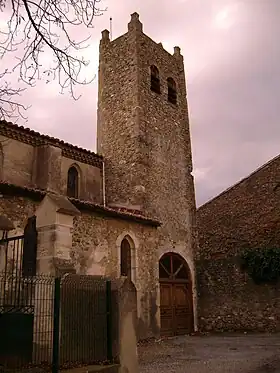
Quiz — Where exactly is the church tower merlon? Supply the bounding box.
[128,12,143,33]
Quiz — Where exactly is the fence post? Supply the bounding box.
[106,280,113,362]
[52,277,61,373]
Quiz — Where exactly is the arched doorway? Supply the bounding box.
[159,252,194,336]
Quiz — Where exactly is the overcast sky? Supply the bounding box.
[1,0,279,207]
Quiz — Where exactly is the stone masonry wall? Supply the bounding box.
[97,29,141,209]
[197,257,280,332]
[196,155,280,332]
[0,193,39,234]
[97,14,195,228]
[72,211,160,340]
[136,28,195,243]
[97,14,197,328]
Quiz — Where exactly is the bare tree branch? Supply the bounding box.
[0,70,29,121]
[0,0,105,120]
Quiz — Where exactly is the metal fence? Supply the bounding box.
[0,272,55,372]
[0,235,25,278]
[57,274,113,370]
[0,272,113,373]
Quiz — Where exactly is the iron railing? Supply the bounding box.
[0,272,55,372]
[0,235,25,279]
[0,272,113,373]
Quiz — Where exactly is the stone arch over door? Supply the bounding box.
[159,252,194,336]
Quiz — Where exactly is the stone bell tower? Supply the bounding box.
[97,12,196,244]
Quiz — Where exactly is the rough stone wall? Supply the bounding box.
[97,14,195,213]
[72,211,159,339]
[0,194,39,235]
[197,256,280,332]
[136,27,195,243]
[97,14,197,328]
[97,28,141,209]
[196,155,280,332]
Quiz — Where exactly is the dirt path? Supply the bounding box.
[138,334,280,373]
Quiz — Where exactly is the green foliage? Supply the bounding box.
[241,248,280,284]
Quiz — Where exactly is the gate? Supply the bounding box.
[58,274,113,368]
[0,216,38,368]
[0,260,34,368]
[0,272,55,369]
[0,272,113,371]
[0,217,114,371]
[0,216,53,370]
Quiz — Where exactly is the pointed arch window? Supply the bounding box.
[150,65,161,94]
[67,166,79,198]
[167,77,177,105]
[120,238,132,278]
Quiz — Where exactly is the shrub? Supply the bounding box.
[240,247,280,284]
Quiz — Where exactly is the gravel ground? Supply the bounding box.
[138,333,280,373]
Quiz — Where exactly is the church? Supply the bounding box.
[0,12,197,340]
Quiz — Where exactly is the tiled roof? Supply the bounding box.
[0,120,103,168]
[70,197,161,226]
[0,181,161,227]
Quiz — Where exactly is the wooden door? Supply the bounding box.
[160,283,173,335]
[173,283,192,335]
[159,253,194,336]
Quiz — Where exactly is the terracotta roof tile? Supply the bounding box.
[68,197,160,226]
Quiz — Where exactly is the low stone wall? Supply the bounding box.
[196,256,280,332]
